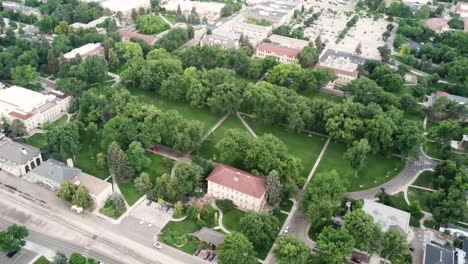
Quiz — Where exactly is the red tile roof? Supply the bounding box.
[456,2,468,15]
[315,64,359,77]
[118,29,157,45]
[465,17,468,32]
[436,91,449,98]
[8,111,32,120]
[206,164,267,199]
[256,43,301,58]
[81,45,104,60]
[424,18,448,32]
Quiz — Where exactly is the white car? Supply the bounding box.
[153,243,163,249]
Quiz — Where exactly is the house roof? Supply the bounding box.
[206,164,267,198]
[0,136,40,165]
[424,18,448,32]
[256,42,301,57]
[193,227,225,247]
[315,64,358,77]
[72,171,111,198]
[118,28,157,45]
[456,2,468,15]
[26,158,80,184]
[362,200,411,234]
[465,17,468,32]
[424,244,454,264]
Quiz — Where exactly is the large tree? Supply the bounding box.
[134,172,152,195]
[74,55,108,84]
[72,186,92,208]
[217,232,257,264]
[239,212,279,249]
[429,120,462,149]
[344,138,371,175]
[275,235,311,264]
[126,141,151,173]
[301,170,347,224]
[0,224,28,254]
[266,170,282,207]
[316,226,354,264]
[107,141,135,181]
[11,65,38,87]
[297,46,318,68]
[380,230,409,263]
[171,162,204,198]
[46,122,81,160]
[216,129,253,165]
[343,209,381,252]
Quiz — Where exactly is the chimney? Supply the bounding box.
[66,158,74,168]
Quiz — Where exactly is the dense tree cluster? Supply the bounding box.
[0,225,28,254]
[136,15,170,34]
[57,181,93,208]
[154,27,193,52]
[217,232,257,264]
[45,121,81,160]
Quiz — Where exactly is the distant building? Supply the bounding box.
[423,244,455,264]
[451,135,468,150]
[315,49,366,86]
[245,0,300,28]
[207,164,267,212]
[231,21,272,40]
[456,2,468,18]
[0,86,71,132]
[70,16,110,34]
[464,17,468,32]
[3,1,41,18]
[24,158,112,207]
[267,34,309,50]
[423,91,468,108]
[101,0,151,16]
[0,135,42,177]
[362,200,411,236]
[161,0,225,22]
[63,43,105,61]
[425,18,449,34]
[201,31,240,49]
[255,42,301,64]
[118,28,158,45]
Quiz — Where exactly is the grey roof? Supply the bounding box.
[464,239,468,262]
[446,224,468,233]
[447,94,468,105]
[319,49,366,65]
[0,136,40,165]
[193,227,225,247]
[247,8,289,22]
[362,200,411,234]
[424,244,454,264]
[26,159,80,184]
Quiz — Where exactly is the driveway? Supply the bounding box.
[129,201,173,235]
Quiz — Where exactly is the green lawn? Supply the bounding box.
[299,90,344,103]
[423,140,444,159]
[159,218,204,254]
[163,15,177,24]
[118,154,174,206]
[315,140,404,192]
[279,198,293,212]
[216,200,246,232]
[161,218,200,236]
[407,187,433,212]
[127,87,223,133]
[26,133,47,149]
[99,198,127,219]
[197,114,248,161]
[34,256,50,264]
[413,171,436,189]
[42,115,68,130]
[109,59,127,74]
[75,131,109,179]
[244,116,326,181]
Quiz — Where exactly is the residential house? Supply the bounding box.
[425,18,449,34]
[3,1,41,18]
[63,43,105,61]
[255,42,301,64]
[0,134,42,177]
[207,164,267,212]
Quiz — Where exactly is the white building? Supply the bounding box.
[0,134,42,177]
[162,0,225,22]
[231,21,272,40]
[245,0,300,28]
[207,164,267,212]
[201,31,240,49]
[456,2,468,18]
[25,158,112,207]
[315,49,366,87]
[268,34,310,50]
[362,200,411,236]
[255,42,301,64]
[70,16,110,34]
[63,43,105,61]
[85,0,151,16]
[0,86,71,132]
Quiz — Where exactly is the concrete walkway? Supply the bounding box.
[409,185,436,192]
[302,137,331,190]
[107,72,121,87]
[210,201,230,234]
[201,113,230,142]
[236,112,257,138]
[159,14,173,27]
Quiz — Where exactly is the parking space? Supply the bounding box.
[0,248,38,264]
[194,248,217,263]
[303,9,348,46]
[129,200,173,233]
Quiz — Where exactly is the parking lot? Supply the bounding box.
[0,248,37,264]
[128,200,173,235]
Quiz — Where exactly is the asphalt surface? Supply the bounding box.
[0,248,37,264]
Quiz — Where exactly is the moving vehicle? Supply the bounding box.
[153,243,163,249]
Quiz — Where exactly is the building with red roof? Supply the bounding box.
[456,2,468,18]
[425,18,449,34]
[118,28,158,45]
[206,164,267,212]
[315,49,366,87]
[464,17,468,32]
[255,42,301,64]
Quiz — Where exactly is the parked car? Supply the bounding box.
[146,199,152,206]
[194,247,202,256]
[204,251,211,260]
[152,243,163,249]
[208,253,216,262]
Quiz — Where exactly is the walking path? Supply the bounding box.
[107,72,121,87]
[201,113,230,142]
[236,112,257,138]
[159,14,173,27]
[210,201,230,234]
[302,137,331,190]
[409,185,436,192]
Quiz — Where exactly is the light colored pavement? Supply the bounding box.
[236,112,257,138]
[302,137,331,190]
[409,185,436,192]
[210,201,230,234]
[0,247,37,264]
[0,171,207,264]
[201,113,230,141]
[159,14,173,27]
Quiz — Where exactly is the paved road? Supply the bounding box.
[348,148,437,200]
[39,77,56,90]
[0,218,125,264]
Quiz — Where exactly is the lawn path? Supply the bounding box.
[236,112,257,138]
[409,185,436,192]
[302,137,331,190]
[201,113,230,142]
[210,201,230,234]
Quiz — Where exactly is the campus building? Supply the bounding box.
[255,42,301,64]
[315,49,366,87]
[63,43,105,61]
[267,34,310,50]
[362,200,411,236]
[24,158,112,207]
[456,2,468,18]
[161,0,225,22]
[231,21,272,40]
[101,0,151,16]
[201,31,240,49]
[423,91,468,108]
[0,134,42,177]
[207,164,267,212]
[70,16,110,34]
[118,28,158,45]
[245,0,300,28]
[3,1,41,18]
[0,86,71,132]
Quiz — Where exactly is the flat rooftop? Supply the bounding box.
[63,43,102,59]
[0,86,56,115]
[362,200,411,234]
